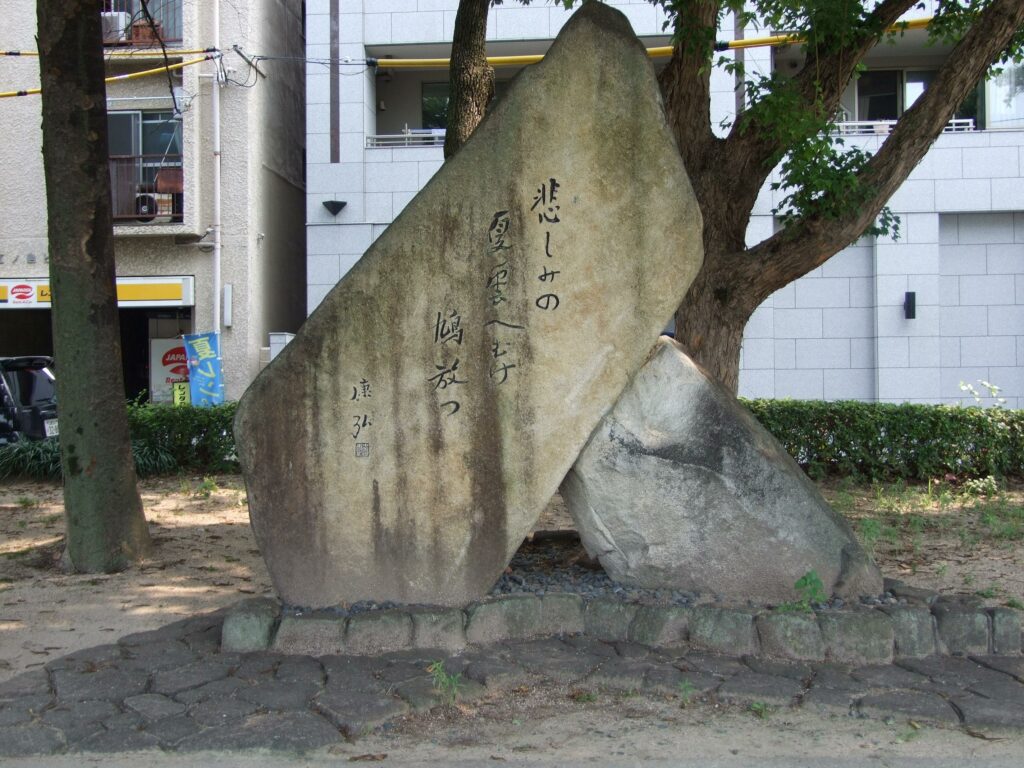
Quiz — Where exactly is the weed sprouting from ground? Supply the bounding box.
[427,660,462,706]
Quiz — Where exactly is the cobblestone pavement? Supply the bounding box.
[1,611,1023,757]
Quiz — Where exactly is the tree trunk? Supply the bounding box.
[671,0,1024,397]
[674,244,760,394]
[37,0,151,572]
[444,0,493,159]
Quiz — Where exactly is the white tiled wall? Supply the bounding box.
[306,1,1024,406]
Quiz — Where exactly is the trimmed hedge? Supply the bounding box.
[743,399,1024,481]
[126,401,238,474]
[0,402,237,481]
[2,399,1020,482]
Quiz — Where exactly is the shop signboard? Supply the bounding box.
[149,338,189,403]
[184,331,225,406]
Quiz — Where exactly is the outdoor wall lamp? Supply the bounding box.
[323,200,347,216]
[904,291,916,320]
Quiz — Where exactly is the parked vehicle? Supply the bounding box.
[0,357,58,444]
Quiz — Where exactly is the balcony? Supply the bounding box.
[109,155,183,225]
[366,129,446,148]
[835,118,976,136]
[102,1,182,47]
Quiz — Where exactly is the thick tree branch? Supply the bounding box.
[742,0,1024,300]
[444,0,493,159]
[658,1,721,181]
[722,0,918,189]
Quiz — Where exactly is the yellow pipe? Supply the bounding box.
[3,48,216,57]
[374,16,933,68]
[0,54,214,98]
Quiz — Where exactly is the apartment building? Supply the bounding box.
[304,0,1024,408]
[0,0,305,402]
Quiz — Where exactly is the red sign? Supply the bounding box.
[161,346,189,377]
[10,284,33,302]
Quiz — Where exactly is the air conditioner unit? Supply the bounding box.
[101,11,130,43]
[135,193,173,224]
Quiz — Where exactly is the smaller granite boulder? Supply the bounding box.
[561,337,881,603]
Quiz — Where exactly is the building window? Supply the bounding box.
[108,111,183,223]
[847,68,981,130]
[987,63,1024,130]
[857,70,900,121]
[421,83,449,130]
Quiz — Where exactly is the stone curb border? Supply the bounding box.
[223,593,1022,665]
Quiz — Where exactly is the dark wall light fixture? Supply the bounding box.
[904,291,916,320]
[323,200,347,216]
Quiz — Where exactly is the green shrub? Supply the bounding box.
[0,402,237,480]
[0,438,63,480]
[126,401,238,474]
[0,436,178,481]
[743,399,1024,481]
[3,398,1018,483]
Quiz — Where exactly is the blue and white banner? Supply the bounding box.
[183,331,225,407]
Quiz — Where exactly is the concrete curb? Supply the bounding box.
[222,593,1022,664]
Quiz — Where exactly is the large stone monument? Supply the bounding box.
[235,4,704,608]
[561,337,883,602]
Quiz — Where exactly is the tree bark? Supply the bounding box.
[674,0,1024,393]
[444,0,493,159]
[37,0,151,572]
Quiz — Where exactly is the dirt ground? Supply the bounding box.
[1,474,1023,762]
[2,473,1021,687]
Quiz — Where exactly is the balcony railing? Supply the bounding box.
[835,118,976,136]
[366,129,447,148]
[102,1,182,46]
[110,155,183,225]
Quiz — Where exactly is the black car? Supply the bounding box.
[0,356,58,444]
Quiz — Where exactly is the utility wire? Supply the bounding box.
[0,54,216,99]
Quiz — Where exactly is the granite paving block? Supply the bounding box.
[679,652,748,679]
[630,606,690,647]
[177,711,342,752]
[466,596,543,644]
[221,597,280,653]
[50,666,149,702]
[585,659,654,692]
[151,660,233,696]
[0,724,65,757]
[411,607,467,652]
[756,612,825,660]
[0,669,51,702]
[275,655,326,685]
[315,690,409,738]
[800,686,858,715]
[236,679,322,711]
[857,690,960,725]
[140,714,202,748]
[124,692,187,720]
[584,599,638,642]
[743,657,814,682]
[75,728,161,753]
[935,607,990,655]
[273,615,346,656]
[952,692,1024,728]
[187,697,260,727]
[990,608,1022,655]
[120,639,198,672]
[506,638,602,683]
[689,608,759,656]
[717,672,804,706]
[172,676,248,705]
[880,606,936,658]
[540,593,585,636]
[819,611,894,665]
[463,659,533,689]
[850,663,931,690]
